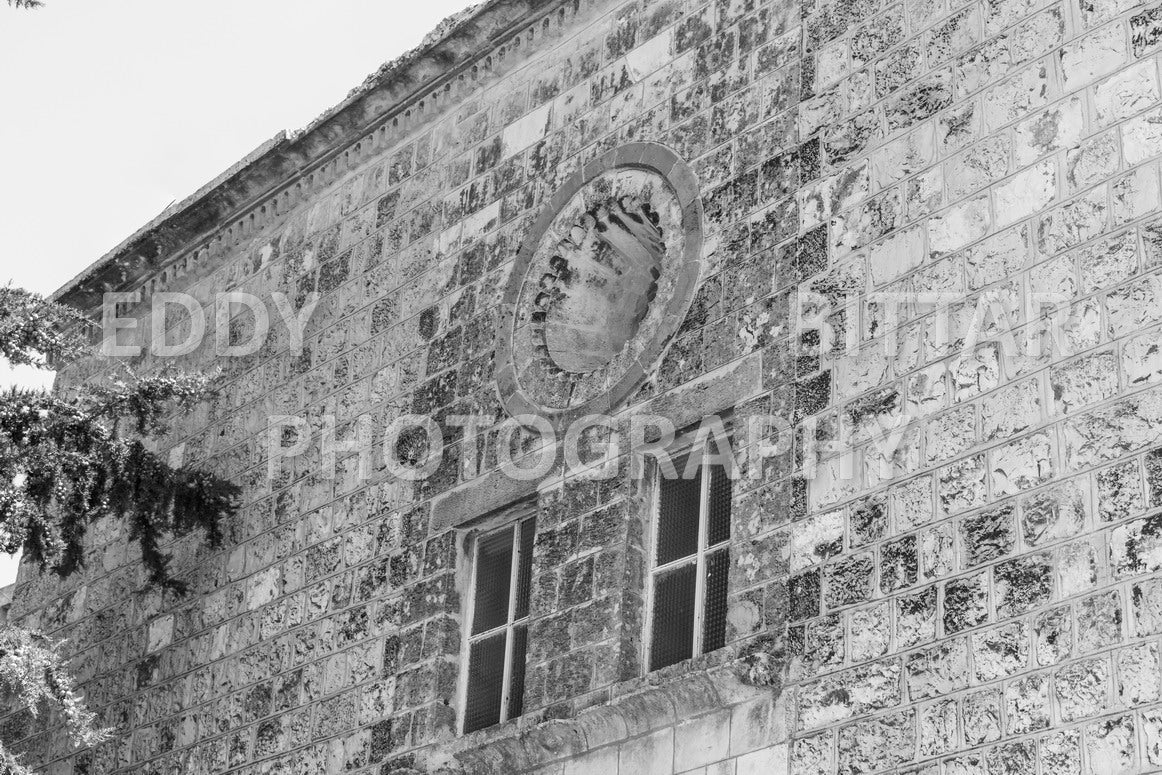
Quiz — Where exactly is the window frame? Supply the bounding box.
[643,432,733,673]
[458,507,535,733]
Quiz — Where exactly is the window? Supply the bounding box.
[647,448,732,671]
[462,515,535,733]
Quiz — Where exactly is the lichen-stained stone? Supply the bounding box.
[1015,97,1084,166]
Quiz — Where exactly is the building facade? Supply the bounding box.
[9,0,1162,772]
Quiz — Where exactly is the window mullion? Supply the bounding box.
[692,457,710,658]
[498,525,522,722]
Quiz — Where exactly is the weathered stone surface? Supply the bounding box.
[14,1,1162,774]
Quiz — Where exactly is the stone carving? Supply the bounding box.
[497,143,702,427]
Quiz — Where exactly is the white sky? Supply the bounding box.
[0,0,479,585]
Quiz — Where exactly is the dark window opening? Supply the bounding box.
[648,448,732,672]
[463,515,535,733]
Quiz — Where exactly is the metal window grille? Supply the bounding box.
[647,449,732,672]
[463,516,535,733]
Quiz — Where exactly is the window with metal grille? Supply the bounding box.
[462,515,535,733]
[647,449,732,672]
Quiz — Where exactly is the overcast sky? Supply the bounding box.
[0,0,478,585]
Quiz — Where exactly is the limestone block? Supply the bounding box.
[1060,23,1127,91]
[790,731,830,775]
[948,135,1012,201]
[918,698,957,758]
[962,688,1002,745]
[1036,186,1109,258]
[618,727,673,775]
[1050,349,1119,414]
[790,510,844,572]
[1067,131,1121,192]
[836,710,915,775]
[735,743,787,775]
[993,159,1057,229]
[868,225,926,287]
[1004,674,1049,735]
[674,712,730,771]
[981,378,1043,442]
[964,226,1027,291]
[1084,715,1136,774]
[1055,656,1110,721]
[1107,271,1162,338]
[1124,328,1162,386]
[929,195,991,257]
[1034,606,1073,666]
[896,586,938,649]
[1094,59,1161,129]
[1122,107,1162,165]
[1111,164,1161,226]
[1040,729,1083,773]
[1014,97,1084,166]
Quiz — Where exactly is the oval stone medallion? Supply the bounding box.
[496,143,703,428]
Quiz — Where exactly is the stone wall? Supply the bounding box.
[8,0,1162,773]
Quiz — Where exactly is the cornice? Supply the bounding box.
[53,0,587,312]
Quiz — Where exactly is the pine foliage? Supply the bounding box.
[0,288,240,771]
